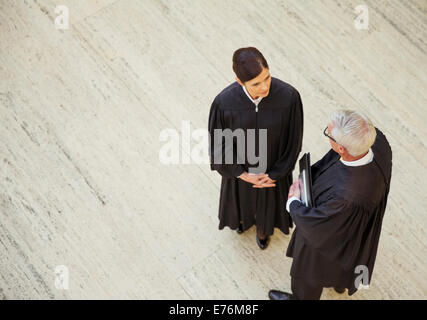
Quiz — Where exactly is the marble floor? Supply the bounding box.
[0,0,426,299]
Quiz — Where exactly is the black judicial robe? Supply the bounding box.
[286,128,392,295]
[208,77,303,235]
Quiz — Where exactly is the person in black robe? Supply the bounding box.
[269,110,392,300]
[208,47,303,249]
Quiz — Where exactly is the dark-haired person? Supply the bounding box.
[208,47,303,249]
[269,110,392,300]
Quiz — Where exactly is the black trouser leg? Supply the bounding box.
[256,227,267,240]
[291,277,323,300]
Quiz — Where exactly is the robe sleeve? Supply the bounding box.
[208,96,245,178]
[267,89,303,180]
[289,195,371,271]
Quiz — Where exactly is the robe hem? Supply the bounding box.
[218,224,291,236]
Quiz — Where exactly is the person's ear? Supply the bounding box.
[338,145,346,155]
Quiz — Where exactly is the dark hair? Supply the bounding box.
[232,47,269,83]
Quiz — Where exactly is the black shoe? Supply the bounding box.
[236,223,243,234]
[256,234,269,250]
[334,287,346,294]
[269,289,293,300]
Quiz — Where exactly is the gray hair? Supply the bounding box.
[329,110,376,157]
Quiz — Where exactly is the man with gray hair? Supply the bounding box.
[269,110,392,300]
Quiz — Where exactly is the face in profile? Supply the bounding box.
[237,67,272,100]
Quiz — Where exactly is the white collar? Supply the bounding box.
[241,85,263,106]
[340,148,374,167]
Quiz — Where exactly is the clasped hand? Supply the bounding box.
[239,172,276,188]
